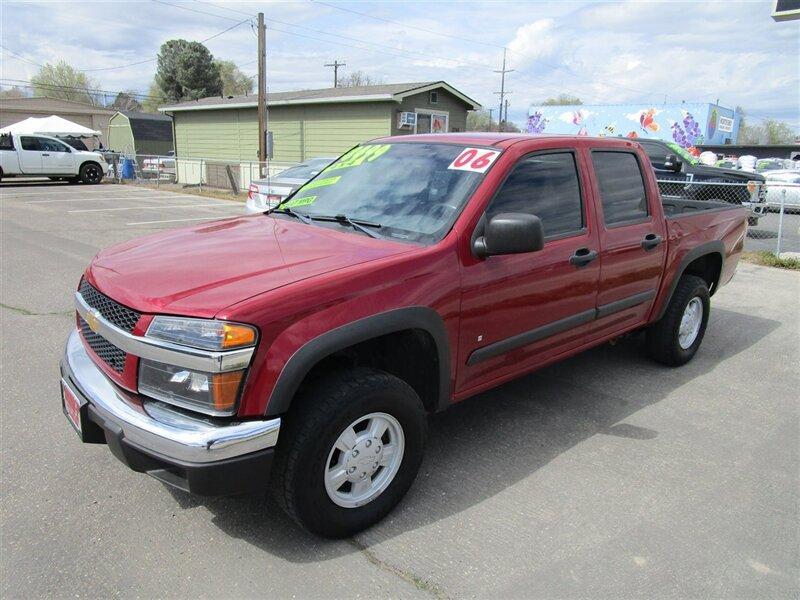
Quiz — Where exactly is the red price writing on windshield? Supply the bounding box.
[448,148,501,173]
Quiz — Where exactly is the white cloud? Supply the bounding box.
[506,19,557,67]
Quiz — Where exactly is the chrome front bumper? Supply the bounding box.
[61,329,280,465]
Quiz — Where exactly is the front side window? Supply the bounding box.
[486,152,584,238]
[20,136,39,151]
[592,151,649,225]
[279,143,497,243]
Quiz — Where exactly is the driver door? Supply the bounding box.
[457,147,600,395]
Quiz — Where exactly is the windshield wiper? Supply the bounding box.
[268,206,312,224]
[310,214,383,239]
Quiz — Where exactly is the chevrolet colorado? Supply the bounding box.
[60,134,747,537]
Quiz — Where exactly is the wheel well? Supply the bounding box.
[298,329,441,413]
[683,252,722,295]
[79,160,101,172]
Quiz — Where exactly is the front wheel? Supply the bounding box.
[646,275,710,366]
[272,367,427,537]
[79,163,103,184]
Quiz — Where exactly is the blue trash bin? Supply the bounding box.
[121,158,135,179]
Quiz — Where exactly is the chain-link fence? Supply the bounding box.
[102,152,296,194]
[657,178,799,256]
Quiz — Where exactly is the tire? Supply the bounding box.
[79,162,103,184]
[272,367,427,538]
[747,216,759,226]
[646,275,710,366]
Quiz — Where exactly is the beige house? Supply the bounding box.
[0,97,114,149]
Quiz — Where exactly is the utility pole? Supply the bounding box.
[488,108,494,132]
[494,48,513,132]
[257,12,267,177]
[324,60,346,87]
[504,99,510,130]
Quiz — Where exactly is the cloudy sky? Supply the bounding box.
[1,0,798,130]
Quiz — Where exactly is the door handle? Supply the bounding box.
[41,153,50,156]
[569,248,598,267]
[641,233,663,250]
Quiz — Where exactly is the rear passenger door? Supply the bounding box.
[18,136,43,174]
[37,137,75,174]
[587,148,667,340]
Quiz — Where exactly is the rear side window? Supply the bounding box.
[592,152,649,225]
[38,138,69,152]
[487,152,584,238]
[20,136,39,151]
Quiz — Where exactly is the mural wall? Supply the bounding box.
[526,102,739,153]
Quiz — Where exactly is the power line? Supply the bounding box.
[311,0,505,49]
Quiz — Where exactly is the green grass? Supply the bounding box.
[741,251,800,270]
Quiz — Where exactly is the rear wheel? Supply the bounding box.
[79,163,103,184]
[646,275,710,366]
[272,367,427,537]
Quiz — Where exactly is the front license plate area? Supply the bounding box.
[62,379,85,438]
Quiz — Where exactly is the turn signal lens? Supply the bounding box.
[221,323,257,349]
[210,370,246,412]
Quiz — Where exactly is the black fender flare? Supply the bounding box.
[265,306,451,416]
[655,240,724,321]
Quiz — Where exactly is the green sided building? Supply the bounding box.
[158,81,480,186]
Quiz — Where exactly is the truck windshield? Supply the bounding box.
[277,142,497,243]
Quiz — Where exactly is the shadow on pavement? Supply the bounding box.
[165,307,779,561]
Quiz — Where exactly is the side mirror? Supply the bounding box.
[664,154,682,172]
[473,212,545,259]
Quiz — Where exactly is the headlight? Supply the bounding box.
[146,316,256,350]
[139,359,244,415]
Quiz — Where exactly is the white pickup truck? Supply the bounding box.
[0,133,109,184]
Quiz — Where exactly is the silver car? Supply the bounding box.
[245,157,335,214]
[763,169,800,213]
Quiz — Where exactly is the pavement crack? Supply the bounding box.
[0,302,72,317]
[348,539,450,599]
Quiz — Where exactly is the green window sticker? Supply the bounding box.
[283,195,317,208]
[300,176,340,191]
[326,144,392,172]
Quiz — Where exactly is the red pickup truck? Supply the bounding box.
[61,134,746,537]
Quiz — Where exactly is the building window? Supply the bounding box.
[429,91,438,104]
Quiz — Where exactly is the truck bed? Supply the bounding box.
[661,196,734,217]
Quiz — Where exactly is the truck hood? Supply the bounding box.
[86,215,412,318]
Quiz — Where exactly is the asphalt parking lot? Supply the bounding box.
[1,180,798,599]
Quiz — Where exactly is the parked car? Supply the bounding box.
[762,169,800,213]
[0,133,109,184]
[637,138,767,225]
[141,156,176,180]
[61,134,747,537]
[246,157,335,213]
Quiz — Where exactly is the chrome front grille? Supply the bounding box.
[78,280,140,333]
[79,316,126,372]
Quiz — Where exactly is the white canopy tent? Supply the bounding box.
[0,115,101,137]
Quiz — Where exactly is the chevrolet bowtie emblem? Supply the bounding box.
[85,309,102,333]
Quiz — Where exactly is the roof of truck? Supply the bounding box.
[375,132,640,149]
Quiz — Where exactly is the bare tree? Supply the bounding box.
[339,71,383,88]
[541,94,583,106]
[31,61,99,104]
